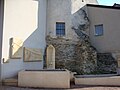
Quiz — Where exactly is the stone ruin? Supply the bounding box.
[46,9,117,74]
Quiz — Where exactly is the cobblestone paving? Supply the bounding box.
[1,85,120,90]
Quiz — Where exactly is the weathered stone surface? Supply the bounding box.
[23,47,43,62]
[97,53,117,74]
[46,45,55,69]
[46,36,97,74]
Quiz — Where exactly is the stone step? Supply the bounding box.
[3,78,18,86]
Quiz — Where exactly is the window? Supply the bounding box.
[56,22,65,36]
[95,24,103,36]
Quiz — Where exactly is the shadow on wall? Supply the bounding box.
[2,0,46,79]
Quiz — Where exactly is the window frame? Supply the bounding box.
[94,24,104,36]
[56,22,65,36]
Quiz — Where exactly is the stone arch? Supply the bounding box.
[46,45,55,69]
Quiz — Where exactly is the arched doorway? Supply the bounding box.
[46,45,55,69]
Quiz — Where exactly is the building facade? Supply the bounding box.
[0,0,120,81]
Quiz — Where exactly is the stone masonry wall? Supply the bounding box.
[46,9,97,74]
[46,36,97,74]
[97,53,117,74]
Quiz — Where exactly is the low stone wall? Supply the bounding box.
[3,78,18,86]
[75,75,120,86]
[18,70,70,88]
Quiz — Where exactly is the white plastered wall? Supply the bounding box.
[87,6,120,53]
[47,0,98,40]
[1,0,47,79]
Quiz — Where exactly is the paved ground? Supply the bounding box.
[1,85,120,90]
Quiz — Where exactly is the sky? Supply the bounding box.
[97,0,120,6]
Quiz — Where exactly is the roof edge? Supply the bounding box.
[87,4,120,10]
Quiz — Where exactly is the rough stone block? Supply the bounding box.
[18,70,70,88]
[23,47,43,62]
